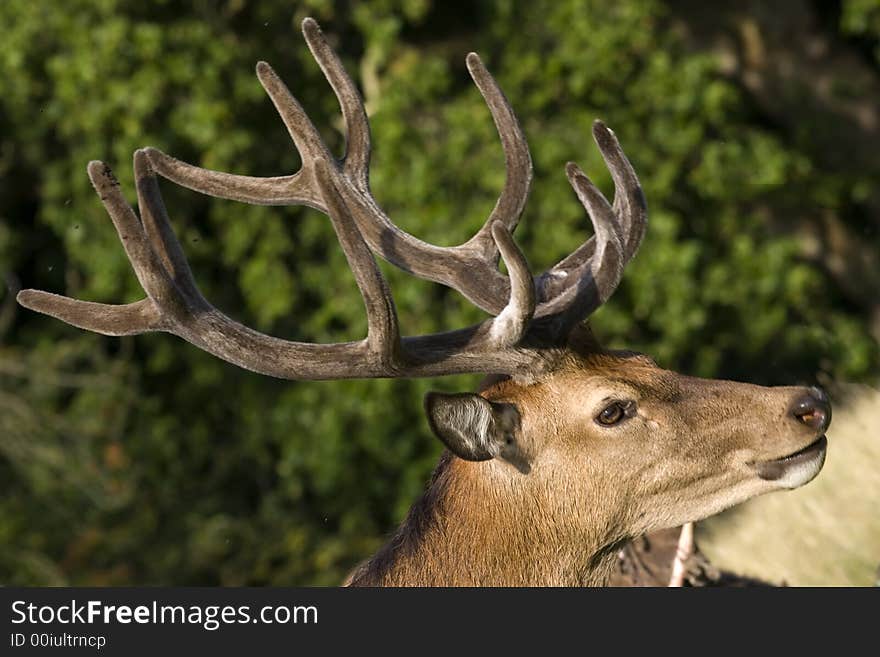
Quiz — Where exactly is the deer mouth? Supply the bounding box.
[751,435,827,487]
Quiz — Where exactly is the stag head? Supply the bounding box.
[429,354,828,544]
[17,18,829,585]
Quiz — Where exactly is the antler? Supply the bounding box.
[145,18,646,339]
[18,151,543,379]
[17,18,647,380]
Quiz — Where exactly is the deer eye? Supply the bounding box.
[595,401,633,426]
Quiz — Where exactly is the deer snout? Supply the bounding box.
[788,387,831,433]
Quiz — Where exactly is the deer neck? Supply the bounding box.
[346,453,625,586]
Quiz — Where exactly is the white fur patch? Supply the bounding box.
[775,450,826,489]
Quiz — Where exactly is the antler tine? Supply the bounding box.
[533,162,625,337]
[255,59,333,168]
[564,163,625,303]
[15,293,160,336]
[302,17,371,185]
[487,221,535,347]
[543,121,644,272]
[15,158,182,336]
[313,158,402,365]
[86,161,182,308]
[531,121,644,336]
[462,53,533,256]
[133,150,203,303]
[592,120,647,259]
[142,148,315,207]
[142,58,329,209]
[143,18,353,209]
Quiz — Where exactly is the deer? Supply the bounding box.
[16,18,831,586]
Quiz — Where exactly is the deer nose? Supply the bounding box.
[788,387,831,433]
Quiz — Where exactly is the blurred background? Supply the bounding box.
[1,0,878,585]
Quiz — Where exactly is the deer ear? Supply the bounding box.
[424,392,527,472]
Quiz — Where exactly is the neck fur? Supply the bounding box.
[345,453,624,586]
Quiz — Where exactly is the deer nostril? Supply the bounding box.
[789,390,831,432]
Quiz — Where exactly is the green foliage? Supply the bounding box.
[1,0,877,584]
[842,0,880,62]
[842,0,880,37]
